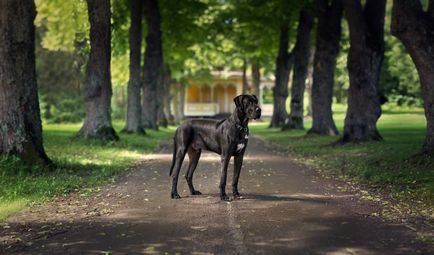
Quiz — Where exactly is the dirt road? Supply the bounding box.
[1,137,432,254]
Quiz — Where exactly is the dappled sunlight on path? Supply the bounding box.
[1,137,431,255]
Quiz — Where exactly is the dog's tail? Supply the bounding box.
[169,130,177,177]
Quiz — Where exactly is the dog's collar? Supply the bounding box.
[236,124,249,133]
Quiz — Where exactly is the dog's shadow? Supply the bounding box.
[187,193,331,204]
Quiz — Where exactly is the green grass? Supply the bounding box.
[0,121,174,220]
[251,108,434,212]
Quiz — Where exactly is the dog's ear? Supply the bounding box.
[233,95,245,109]
[252,95,258,103]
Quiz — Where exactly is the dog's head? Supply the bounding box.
[233,95,261,120]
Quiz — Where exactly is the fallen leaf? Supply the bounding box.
[145,246,156,251]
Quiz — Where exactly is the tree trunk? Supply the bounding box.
[308,0,342,136]
[0,0,51,165]
[341,0,386,143]
[305,47,315,117]
[123,0,145,134]
[335,82,344,104]
[251,60,260,98]
[157,64,168,128]
[44,104,52,120]
[173,82,186,123]
[164,65,175,125]
[79,0,118,141]
[283,9,314,131]
[391,0,434,155]
[172,83,181,124]
[242,59,249,94]
[180,83,186,120]
[270,24,293,128]
[142,0,163,130]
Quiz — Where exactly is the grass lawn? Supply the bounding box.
[0,121,175,220]
[250,106,434,215]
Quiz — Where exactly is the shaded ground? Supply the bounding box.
[1,137,432,254]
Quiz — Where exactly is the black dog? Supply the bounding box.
[169,95,261,200]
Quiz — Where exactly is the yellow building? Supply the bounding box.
[185,71,274,117]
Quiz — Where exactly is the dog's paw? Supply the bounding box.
[233,193,242,200]
[191,190,202,195]
[220,194,231,201]
[171,193,181,199]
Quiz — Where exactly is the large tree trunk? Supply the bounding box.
[341,0,386,143]
[79,0,118,141]
[242,59,249,94]
[142,0,163,130]
[251,60,260,98]
[157,64,168,128]
[283,9,314,131]
[163,65,175,125]
[308,0,342,136]
[123,0,145,134]
[391,0,434,155]
[0,0,51,165]
[270,24,293,128]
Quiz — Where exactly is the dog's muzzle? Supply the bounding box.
[255,107,261,119]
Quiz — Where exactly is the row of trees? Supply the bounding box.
[0,0,207,165]
[0,0,433,166]
[269,0,433,155]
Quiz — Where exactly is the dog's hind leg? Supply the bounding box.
[171,127,191,199]
[171,146,187,199]
[185,147,202,195]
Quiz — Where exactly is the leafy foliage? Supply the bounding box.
[36,31,86,123]
[380,37,421,106]
[35,0,89,52]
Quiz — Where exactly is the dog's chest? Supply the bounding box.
[235,126,249,153]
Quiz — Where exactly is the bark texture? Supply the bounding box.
[341,0,386,143]
[142,0,163,130]
[251,60,261,98]
[123,0,145,134]
[283,9,314,131]
[308,0,342,136]
[391,0,434,154]
[79,0,118,141]
[242,59,249,94]
[270,24,293,128]
[0,0,50,165]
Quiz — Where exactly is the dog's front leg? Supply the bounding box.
[232,155,243,199]
[219,153,231,201]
